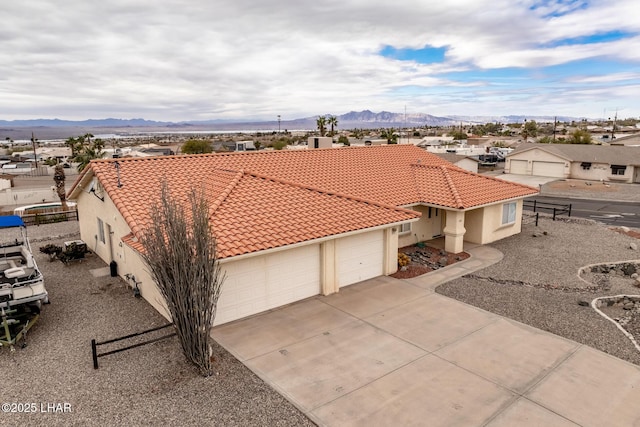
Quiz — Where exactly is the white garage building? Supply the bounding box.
[506,143,640,182]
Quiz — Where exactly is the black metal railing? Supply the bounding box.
[91,323,176,369]
[523,211,540,226]
[523,199,572,220]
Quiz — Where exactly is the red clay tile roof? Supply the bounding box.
[69,145,537,258]
[411,164,538,209]
[76,162,419,259]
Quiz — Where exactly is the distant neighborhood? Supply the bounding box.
[0,114,639,208]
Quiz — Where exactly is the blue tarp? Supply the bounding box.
[0,215,26,228]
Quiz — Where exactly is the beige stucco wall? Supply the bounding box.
[398,205,443,247]
[464,200,524,245]
[568,162,634,182]
[605,165,634,183]
[75,185,171,321]
[568,162,610,181]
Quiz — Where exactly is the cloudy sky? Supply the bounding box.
[2,0,640,122]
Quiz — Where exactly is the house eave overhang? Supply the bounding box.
[507,145,572,162]
[400,192,537,212]
[216,218,419,264]
[67,167,96,200]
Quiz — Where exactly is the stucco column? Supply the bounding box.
[443,210,466,254]
[320,241,338,295]
[383,227,399,275]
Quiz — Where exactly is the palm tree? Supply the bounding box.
[316,116,327,137]
[53,164,68,209]
[380,128,398,144]
[327,115,338,137]
[65,136,82,157]
[75,138,105,172]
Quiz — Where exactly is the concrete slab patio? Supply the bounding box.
[212,246,640,427]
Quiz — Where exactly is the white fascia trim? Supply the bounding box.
[218,219,415,264]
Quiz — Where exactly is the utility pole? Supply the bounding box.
[31,132,38,168]
[553,116,557,142]
[611,111,617,140]
[277,115,281,133]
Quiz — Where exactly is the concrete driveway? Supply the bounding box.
[212,248,640,426]
[483,171,560,188]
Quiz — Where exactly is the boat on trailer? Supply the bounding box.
[0,215,48,349]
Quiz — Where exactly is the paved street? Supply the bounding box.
[526,195,640,227]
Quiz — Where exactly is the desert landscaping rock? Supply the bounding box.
[438,217,640,366]
[391,245,470,279]
[0,222,314,426]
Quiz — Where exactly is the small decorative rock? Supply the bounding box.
[630,242,638,251]
[632,273,639,280]
[622,264,637,276]
[578,300,590,307]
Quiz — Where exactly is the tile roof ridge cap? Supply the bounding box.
[440,165,465,209]
[208,169,245,216]
[453,167,540,192]
[416,162,539,193]
[245,170,420,217]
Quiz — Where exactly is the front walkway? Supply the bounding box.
[212,246,640,427]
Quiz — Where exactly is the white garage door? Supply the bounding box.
[215,244,320,325]
[336,231,384,288]
[509,159,528,175]
[532,161,564,178]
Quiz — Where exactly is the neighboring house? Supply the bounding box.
[137,147,175,156]
[506,143,640,183]
[68,145,537,325]
[417,136,455,147]
[432,153,479,173]
[609,133,640,147]
[14,152,44,163]
[235,141,256,151]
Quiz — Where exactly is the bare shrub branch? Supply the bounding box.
[139,181,225,376]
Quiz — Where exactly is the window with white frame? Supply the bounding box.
[400,222,411,233]
[97,218,106,244]
[501,202,517,225]
[611,165,626,175]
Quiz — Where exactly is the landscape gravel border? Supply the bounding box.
[437,215,640,366]
[591,295,640,352]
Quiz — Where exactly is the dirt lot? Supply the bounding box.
[0,223,313,426]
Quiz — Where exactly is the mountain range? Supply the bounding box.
[0,111,581,140]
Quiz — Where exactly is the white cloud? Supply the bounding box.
[0,0,639,120]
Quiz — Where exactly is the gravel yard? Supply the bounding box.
[540,179,640,202]
[0,222,313,426]
[438,215,640,366]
